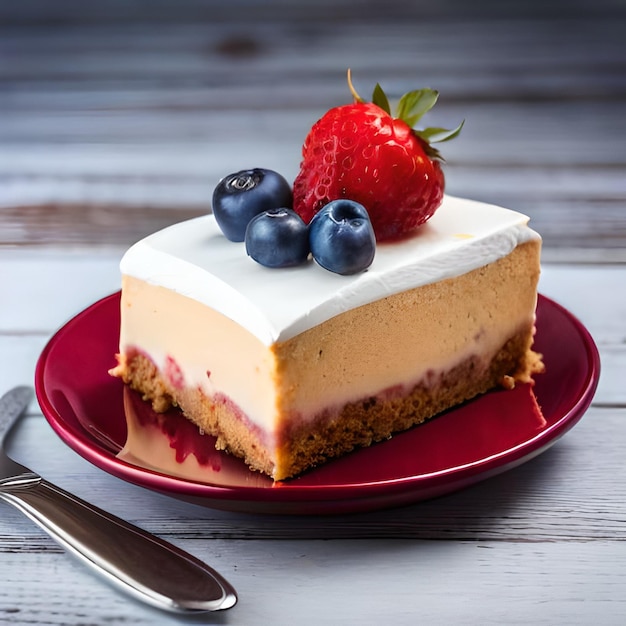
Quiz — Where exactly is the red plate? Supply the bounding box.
[35,293,599,515]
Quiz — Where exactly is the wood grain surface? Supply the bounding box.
[1,1,625,624]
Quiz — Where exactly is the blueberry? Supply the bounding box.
[245,209,310,268]
[212,168,293,242]
[309,200,376,275]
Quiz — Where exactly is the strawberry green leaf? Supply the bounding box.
[395,89,439,127]
[372,83,391,115]
[416,120,465,143]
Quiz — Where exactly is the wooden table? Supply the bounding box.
[1,1,625,623]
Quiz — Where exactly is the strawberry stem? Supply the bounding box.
[347,69,365,103]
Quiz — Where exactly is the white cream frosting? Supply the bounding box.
[119,195,539,345]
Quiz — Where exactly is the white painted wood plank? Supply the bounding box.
[538,265,626,345]
[3,102,624,164]
[1,539,625,625]
[2,16,623,85]
[1,0,622,23]
[1,150,624,203]
[0,248,123,332]
[0,336,48,399]
[2,146,624,210]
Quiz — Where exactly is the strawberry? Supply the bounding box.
[293,70,463,241]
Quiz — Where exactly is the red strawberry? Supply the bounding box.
[293,71,463,241]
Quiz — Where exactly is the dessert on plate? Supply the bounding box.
[110,73,543,481]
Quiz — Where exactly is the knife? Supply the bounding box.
[0,386,237,613]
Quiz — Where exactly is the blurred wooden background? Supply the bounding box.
[1,0,625,260]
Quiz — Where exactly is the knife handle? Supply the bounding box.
[0,478,237,612]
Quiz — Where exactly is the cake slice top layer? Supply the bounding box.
[120,195,539,345]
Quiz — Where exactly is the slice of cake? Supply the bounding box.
[110,74,543,481]
[110,195,543,480]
